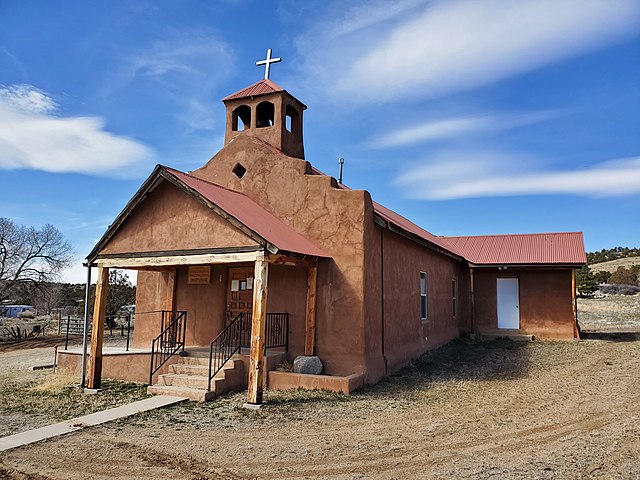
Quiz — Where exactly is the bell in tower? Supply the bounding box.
[221,49,306,159]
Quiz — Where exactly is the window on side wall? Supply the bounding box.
[452,278,457,317]
[420,272,428,320]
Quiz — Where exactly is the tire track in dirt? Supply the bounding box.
[103,438,251,480]
[263,412,615,478]
[0,465,55,480]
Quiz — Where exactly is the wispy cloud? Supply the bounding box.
[395,153,640,200]
[0,84,153,175]
[370,110,560,148]
[105,31,236,132]
[296,0,640,103]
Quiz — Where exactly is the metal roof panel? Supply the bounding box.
[440,232,586,265]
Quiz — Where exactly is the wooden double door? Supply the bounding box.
[226,267,254,324]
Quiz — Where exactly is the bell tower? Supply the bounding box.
[221,49,306,159]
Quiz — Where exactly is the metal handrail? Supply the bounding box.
[207,312,248,391]
[149,310,187,385]
[207,312,288,391]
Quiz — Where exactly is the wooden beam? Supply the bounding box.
[304,265,318,355]
[164,268,177,312]
[266,253,316,268]
[96,250,260,269]
[469,267,475,334]
[88,266,109,389]
[247,256,269,405]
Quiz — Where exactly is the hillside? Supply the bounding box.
[589,257,640,274]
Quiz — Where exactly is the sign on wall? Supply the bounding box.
[188,266,211,284]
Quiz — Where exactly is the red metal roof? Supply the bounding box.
[440,232,586,266]
[222,79,284,102]
[372,202,460,255]
[163,167,329,258]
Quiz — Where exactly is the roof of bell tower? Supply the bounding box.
[222,79,307,109]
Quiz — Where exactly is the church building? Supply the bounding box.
[59,52,586,405]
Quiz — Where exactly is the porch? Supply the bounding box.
[85,248,322,406]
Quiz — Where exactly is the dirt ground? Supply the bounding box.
[0,298,639,479]
[0,336,638,479]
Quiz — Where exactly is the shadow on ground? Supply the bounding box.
[580,332,640,342]
[358,338,531,400]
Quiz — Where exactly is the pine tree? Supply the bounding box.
[576,266,597,296]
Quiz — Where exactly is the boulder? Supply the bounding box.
[293,355,323,375]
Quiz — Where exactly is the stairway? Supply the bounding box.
[147,354,245,402]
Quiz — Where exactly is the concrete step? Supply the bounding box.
[158,373,209,389]
[170,364,210,376]
[174,356,210,366]
[147,385,216,402]
[149,356,246,402]
[480,332,535,342]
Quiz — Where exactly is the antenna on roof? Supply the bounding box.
[338,158,345,184]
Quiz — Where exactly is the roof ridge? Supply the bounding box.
[161,165,252,197]
[222,79,285,102]
[443,231,583,239]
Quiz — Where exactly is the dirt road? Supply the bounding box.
[1,337,638,479]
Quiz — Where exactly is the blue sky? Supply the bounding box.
[1,0,639,283]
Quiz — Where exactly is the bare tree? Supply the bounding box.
[0,218,74,303]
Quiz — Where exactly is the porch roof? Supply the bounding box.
[87,165,329,262]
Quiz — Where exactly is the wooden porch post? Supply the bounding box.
[164,267,177,312]
[571,268,579,339]
[247,255,269,405]
[88,266,109,389]
[304,264,318,356]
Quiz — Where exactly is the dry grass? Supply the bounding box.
[589,256,640,273]
[578,295,640,331]
[0,350,149,437]
[30,372,78,394]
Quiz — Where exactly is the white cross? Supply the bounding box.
[256,48,281,80]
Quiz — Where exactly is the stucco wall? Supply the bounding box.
[473,268,576,339]
[369,227,469,376]
[265,264,308,360]
[175,264,228,347]
[57,350,170,384]
[101,181,257,255]
[133,271,167,349]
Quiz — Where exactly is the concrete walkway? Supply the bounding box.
[0,395,186,452]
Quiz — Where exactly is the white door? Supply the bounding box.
[497,278,520,329]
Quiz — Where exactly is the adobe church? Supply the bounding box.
[59,52,586,405]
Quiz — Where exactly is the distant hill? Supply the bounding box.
[589,257,640,274]
[587,247,640,265]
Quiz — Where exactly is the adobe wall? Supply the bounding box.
[224,93,305,159]
[133,264,227,349]
[191,136,370,378]
[133,271,167,349]
[367,227,470,376]
[101,181,257,255]
[264,264,308,360]
[473,268,576,339]
[57,350,171,384]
